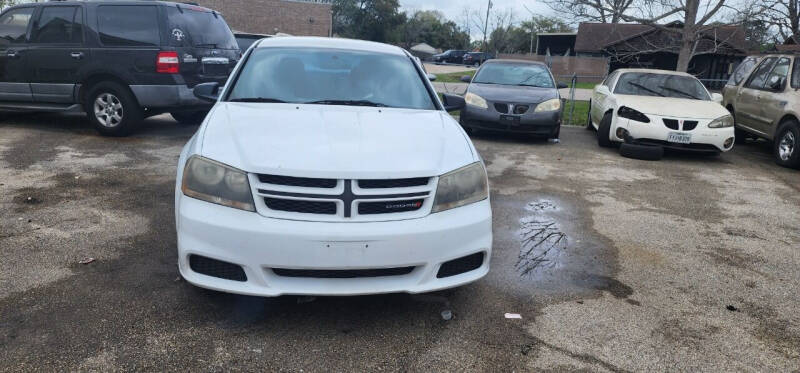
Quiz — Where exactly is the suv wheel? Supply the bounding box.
[86,82,142,137]
[597,112,613,147]
[774,120,800,168]
[171,110,209,125]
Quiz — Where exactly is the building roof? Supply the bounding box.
[575,22,748,54]
[256,36,406,56]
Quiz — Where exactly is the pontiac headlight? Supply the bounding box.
[432,162,489,213]
[182,156,255,211]
[708,115,734,128]
[465,92,488,109]
[534,98,561,112]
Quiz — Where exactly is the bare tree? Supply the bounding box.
[543,0,638,23]
[759,0,799,44]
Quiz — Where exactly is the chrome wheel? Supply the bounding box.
[778,131,795,161]
[93,93,123,127]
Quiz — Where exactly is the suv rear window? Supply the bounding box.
[167,6,237,50]
[97,5,160,47]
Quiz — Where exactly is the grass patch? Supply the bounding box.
[570,82,597,89]
[562,100,589,127]
[435,71,475,83]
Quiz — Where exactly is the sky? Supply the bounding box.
[400,0,554,38]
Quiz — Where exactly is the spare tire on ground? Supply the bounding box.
[619,143,664,161]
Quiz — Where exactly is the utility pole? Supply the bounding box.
[523,4,536,55]
[481,0,492,53]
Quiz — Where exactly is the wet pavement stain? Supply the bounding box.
[516,200,568,276]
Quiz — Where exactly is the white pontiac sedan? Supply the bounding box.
[589,69,735,156]
[175,37,492,297]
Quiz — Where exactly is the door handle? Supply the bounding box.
[70,52,84,60]
[6,50,19,59]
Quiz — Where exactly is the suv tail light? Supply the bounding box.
[157,51,180,74]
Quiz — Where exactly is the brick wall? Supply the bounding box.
[195,0,332,36]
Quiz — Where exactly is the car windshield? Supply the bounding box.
[167,7,237,50]
[472,63,554,88]
[227,47,436,110]
[614,72,710,100]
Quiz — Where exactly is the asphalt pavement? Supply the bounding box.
[1,113,798,371]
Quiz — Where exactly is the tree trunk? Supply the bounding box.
[676,0,699,72]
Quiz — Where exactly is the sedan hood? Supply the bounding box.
[199,103,476,179]
[616,95,729,119]
[468,83,559,103]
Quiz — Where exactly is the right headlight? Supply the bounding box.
[432,162,489,213]
[465,92,488,109]
[708,115,734,128]
[181,156,255,212]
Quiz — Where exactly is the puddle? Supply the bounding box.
[517,214,568,276]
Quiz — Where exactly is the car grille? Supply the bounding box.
[254,176,435,221]
[513,105,530,115]
[189,255,247,282]
[272,266,415,279]
[494,103,509,113]
[663,119,699,131]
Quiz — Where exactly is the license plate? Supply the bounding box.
[667,132,692,144]
[500,114,520,124]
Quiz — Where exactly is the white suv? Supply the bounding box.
[174,37,492,296]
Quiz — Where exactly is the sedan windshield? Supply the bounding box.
[472,63,554,88]
[614,72,710,100]
[227,48,435,110]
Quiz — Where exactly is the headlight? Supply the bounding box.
[432,162,489,213]
[534,98,561,112]
[181,156,255,211]
[465,92,488,109]
[708,115,734,128]
[617,106,651,123]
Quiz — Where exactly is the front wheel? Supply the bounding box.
[86,82,142,137]
[586,101,594,131]
[774,121,800,168]
[597,112,613,147]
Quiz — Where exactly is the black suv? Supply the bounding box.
[433,49,468,64]
[0,1,239,136]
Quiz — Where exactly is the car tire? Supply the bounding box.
[86,81,142,137]
[619,143,664,161]
[586,101,594,131]
[774,120,800,168]
[735,128,751,144]
[597,112,613,147]
[171,110,209,125]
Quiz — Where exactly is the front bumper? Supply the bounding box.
[176,196,493,297]
[130,85,211,109]
[613,117,735,153]
[461,104,561,136]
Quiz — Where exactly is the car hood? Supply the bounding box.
[468,83,559,103]
[199,103,476,179]
[616,95,729,119]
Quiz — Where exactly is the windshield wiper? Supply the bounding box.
[627,82,665,97]
[229,97,287,103]
[306,99,388,107]
[659,86,700,100]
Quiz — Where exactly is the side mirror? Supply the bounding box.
[595,85,610,95]
[427,73,437,82]
[441,93,466,111]
[460,75,472,83]
[194,82,220,102]
[711,92,723,104]
[557,82,568,89]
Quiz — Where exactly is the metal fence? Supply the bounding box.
[699,79,728,92]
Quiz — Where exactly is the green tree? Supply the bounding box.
[398,10,470,50]
[488,16,572,54]
[332,0,405,42]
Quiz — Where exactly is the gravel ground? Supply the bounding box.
[1,113,798,371]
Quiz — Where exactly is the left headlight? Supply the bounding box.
[432,162,489,213]
[181,156,255,212]
[708,115,734,128]
[534,98,561,112]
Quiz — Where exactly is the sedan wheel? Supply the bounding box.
[93,93,124,128]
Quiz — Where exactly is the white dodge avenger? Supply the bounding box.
[175,37,492,296]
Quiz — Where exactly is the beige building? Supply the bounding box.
[196,0,332,36]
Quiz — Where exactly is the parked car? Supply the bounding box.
[459,59,566,140]
[432,49,468,64]
[234,32,271,51]
[0,1,239,136]
[722,54,800,168]
[589,68,734,160]
[463,52,494,67]
[175,37,492,297]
